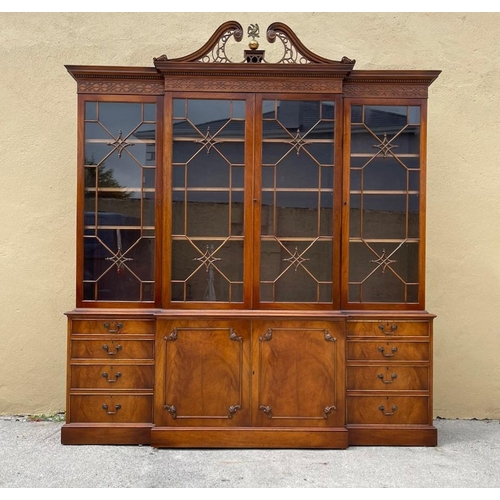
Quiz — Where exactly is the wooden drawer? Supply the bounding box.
[71,339,154,360]
[71,319,155,335]
[347,341,429,361]
[347,320,429,337]
[347,396,430,424]
[71,364,154,390]
[347,365,429,391]
[69,395,153,423]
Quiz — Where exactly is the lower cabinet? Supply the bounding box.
[152,317,347,448]
[61,311,436,447]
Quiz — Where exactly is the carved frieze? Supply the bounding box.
[343,84,428,98]
[163,77,342,93]
[77,81,164,95]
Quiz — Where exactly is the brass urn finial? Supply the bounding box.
[247,23,260,49]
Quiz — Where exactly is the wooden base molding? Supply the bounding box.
[61,423,153,445]
[347,425,438,447]
[151,427,349,449]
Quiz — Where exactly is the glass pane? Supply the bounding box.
[276,192,318,238]
[97,192,141,223]
[260,239,332,303]
[363,157,407,191]
[85,101,97,121]
[348,240,419,304]
[187,191,229,237]
[98,102,142,137]
[187,150,230,188]
[144,168,155,189]
[351,105,362,124]
[408,106,421,125]
[276,154,319,189]
[171,239,243,303]
[364,106,407,131]
[362,194,407,239]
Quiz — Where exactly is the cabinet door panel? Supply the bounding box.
[155,320,250,426]
[252,321,344,427]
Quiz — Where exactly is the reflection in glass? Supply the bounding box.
[83,101,156,301]
[171,98,246,303]
[260,99,336,303]
[348,105,421,304]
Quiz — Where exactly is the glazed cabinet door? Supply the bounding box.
[155,319,251,427]
[80,96,160,306]
[343,100,426,309]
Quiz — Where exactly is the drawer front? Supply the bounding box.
[347,365,429,391]
[71,319,155,335]
[71,365,154,390]
[69,395,153,423]
[347,320,429,338]
[347,396,429,424]
[347,341,429,361]
[71,339,154,360]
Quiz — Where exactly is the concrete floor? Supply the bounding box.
[0,418,499,488]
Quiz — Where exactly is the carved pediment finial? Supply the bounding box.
[153,20,355,68]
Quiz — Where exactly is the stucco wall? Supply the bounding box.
[0,12,498,418]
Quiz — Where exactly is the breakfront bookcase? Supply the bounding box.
[62,21,440,448]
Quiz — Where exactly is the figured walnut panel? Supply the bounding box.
[158,322,250,426]
[347,341,429,361]
[71,339,154,360]
[69,395,153,423]
[71,364,154,390]
[347,320,430,337]
[71,319,155,335]
[253,321,343,427]
[347,396,430,425]
[347,365,429,391]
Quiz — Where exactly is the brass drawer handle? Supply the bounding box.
[103,322,123,333]
[379,323,398,335]
[378,346,398,357]
[378,373,397,384]
[101,372,122,383]
[102,344,122,355]
[379,405,398,416]
[102,404,121,415]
